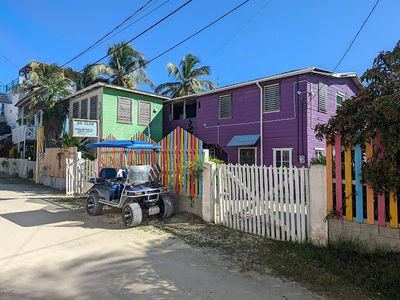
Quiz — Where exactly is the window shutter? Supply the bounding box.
[318,82,328,112]
[263,84,280,112]
[219,94,232,119]
[80,98,88,119]
[138,101,151,125]
[72,102,79,118]
[90,96,98,119]
[117,97,132,123]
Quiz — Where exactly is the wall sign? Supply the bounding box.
[72,119,98,137]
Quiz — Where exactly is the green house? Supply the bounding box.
[66,83,169,142]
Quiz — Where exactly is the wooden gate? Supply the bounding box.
[217,164,309,242]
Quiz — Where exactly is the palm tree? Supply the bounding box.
[19,62,72,143]
[93,42,153,89]
[155,53,216,98]
[65,64,107,90]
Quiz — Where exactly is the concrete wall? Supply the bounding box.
[40,175,66,191]
[329,219,400,251]
[0,158,35,180]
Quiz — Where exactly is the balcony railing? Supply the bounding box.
[0,79,19,94]
[12,125,37,144]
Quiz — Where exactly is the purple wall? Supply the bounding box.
[163,73,360,167]
[306,75,359,163]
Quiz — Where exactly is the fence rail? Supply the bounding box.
[217,164,309,242]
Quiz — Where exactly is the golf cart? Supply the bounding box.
[85,140,174,227]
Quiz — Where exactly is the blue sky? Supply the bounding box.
[0,0,398,91]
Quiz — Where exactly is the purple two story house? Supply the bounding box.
[163,67,362,167]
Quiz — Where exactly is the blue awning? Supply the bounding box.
[88,140,160,150]
[226,134,260,147]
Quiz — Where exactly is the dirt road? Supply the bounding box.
[0,176,321,299]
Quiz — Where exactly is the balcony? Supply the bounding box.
[12,125,37,144]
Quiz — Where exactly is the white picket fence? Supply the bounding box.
[66,158,97,196]
[217,164,309,242]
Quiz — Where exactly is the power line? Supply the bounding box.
[88,0,173,53]
[208,0,271,59]
[82,0,193,71]
[1,54,19,70]
[332,0,380,73]
[129,0,250,73]
[61,0,154,67]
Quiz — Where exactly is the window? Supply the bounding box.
[172,101,184,120]
[318,82,328,113]
[263,83,280,112]
[315,148,324,157]
[90,96,98,119]
[0,103,4,116]
[273,148,292,167]
[80,98,88,119]
[238,148,256,165]
[138,101,151,125]
[219,94,232,119]
[72,102,79,118]
[185,99,197,118]
[117,97,132,123]
[336,92,344,109]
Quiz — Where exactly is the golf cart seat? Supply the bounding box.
[100,168,117,180]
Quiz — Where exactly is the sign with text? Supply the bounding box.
[72,119,98,138]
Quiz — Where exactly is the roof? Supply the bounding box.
[166,67,363,103]
[62,82,170,103]
[227,134,260,147]
[88,140,160,150]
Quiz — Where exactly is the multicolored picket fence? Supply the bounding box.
[326,134,399,228]
[159,127,203,199]
[97,132,158,170]
[37,147,78,179]
[96,128,204,199]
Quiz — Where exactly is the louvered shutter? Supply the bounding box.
[72,102,79,118]
[90,96,98,119]
[80,98,88,119]
[138,101,151,125]
[263,84,280,112]
[117,97,132,123]
[318,82,328,113]
[219,94,232,119]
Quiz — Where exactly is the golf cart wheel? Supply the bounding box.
[122,202,142,227]
[86,192,103,216]
[158,194,175,219]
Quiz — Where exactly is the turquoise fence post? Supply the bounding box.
[355,144,363,222]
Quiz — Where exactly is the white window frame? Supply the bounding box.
[219,94,232,119]
[263,83,281,113]
[336,91,345,109]
[238,147,257,165]
[272,148,293,167]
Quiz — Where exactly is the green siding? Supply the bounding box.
[101,87,164,141]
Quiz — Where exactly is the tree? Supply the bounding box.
[19,62,72,144]
[155,53,216,98]
[316,41,400,193]
[65,64,107,90]
[93,42,153,89]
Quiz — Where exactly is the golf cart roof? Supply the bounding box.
[88,140,160,150]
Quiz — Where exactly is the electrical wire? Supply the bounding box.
[332,0,380,73]
[61,0,154,67]
[88,0,173,53]
[81,0,193,71]
[128,0,251,73]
